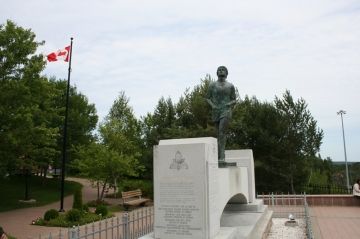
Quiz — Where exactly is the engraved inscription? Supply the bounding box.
[157,181,201,236]
[160,182,195,204]
[157,205,201,235]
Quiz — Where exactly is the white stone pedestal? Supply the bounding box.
[140,137,270,239]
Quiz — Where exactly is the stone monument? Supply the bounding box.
[140,138,272,239]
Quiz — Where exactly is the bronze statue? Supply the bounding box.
[207,66,236,162]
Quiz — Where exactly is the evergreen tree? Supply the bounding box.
[274,90,323,193]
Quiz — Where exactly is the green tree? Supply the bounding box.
[140,112,158,178]
[74,142,140,201]
[100,91,141,156]
[144,75,215,142]
[51,79,98,172]
[308,156,333,186]
[175,75,213,131]
[97,92,144,186]
[150,96,176,140]
[228,96,289,192]
[0,20,44,81]
[274,90,323,193]
[0,20,62,200]
[0,20,59,180]
[140,97,177,178]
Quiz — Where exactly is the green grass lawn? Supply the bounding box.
[0,175,82,212]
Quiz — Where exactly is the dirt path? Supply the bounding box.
[0,177,121,239]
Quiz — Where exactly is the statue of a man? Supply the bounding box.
[207,66,236,162]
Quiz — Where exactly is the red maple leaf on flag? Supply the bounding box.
[47,46,71,62]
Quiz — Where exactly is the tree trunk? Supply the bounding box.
[24,170,30,200]
[290,176,295,194]
[100,179,108,201]
[97,181,100,200]
[44,166,48,178]
[114,179,117,198]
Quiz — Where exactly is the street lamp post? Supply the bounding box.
[337,110,350,193]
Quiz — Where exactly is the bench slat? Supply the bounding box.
[121,189,149,207]
[122,189,142,198]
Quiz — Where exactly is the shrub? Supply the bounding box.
[72,187,83,210]
[66,209,82,222]
[82,204,89,212]
[44,209,59,221]
[95,205,108,216]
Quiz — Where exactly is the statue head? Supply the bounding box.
[217,66,228,79]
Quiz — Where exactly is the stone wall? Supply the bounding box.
[306,195,360,206]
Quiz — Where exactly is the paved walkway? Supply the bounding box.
[310,206,360,239]
[0,178,122,239]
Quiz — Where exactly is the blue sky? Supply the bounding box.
[1,0,359,162]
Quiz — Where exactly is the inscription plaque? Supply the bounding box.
[154,143,208,239]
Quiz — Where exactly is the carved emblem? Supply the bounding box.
[170,151,189,170]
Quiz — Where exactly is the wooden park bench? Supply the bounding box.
[121,189,150,209]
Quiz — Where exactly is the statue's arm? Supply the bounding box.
[206,98,217,109]
[206,84,217,109]
[226,84,237,107]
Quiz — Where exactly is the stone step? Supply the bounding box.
[219,206,273,239]
[225,199,265,212]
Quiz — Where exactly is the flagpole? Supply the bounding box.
[60,37,73,212]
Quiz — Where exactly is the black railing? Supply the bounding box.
[302,184,350,194]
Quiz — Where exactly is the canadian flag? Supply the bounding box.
[47,46,71,62]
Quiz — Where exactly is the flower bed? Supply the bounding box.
[33,205,113,227]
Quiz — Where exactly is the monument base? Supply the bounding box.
[140,206,272,239]
[220,205,273,239]
[225,199,265,212]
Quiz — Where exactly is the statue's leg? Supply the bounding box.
[218,117,229,161]
[215,121,221,160]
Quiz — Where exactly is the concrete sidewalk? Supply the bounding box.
[0,178,122,239]
[0,195,73,239]
[310,206,360,239]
